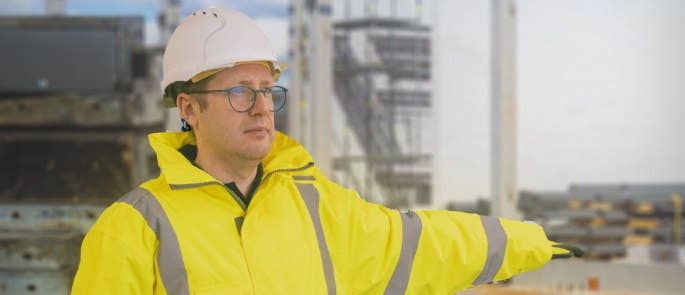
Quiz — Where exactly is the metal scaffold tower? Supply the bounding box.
[335,1,432,208]
[289,0,432,208]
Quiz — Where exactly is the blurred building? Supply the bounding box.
[450,183,685,294]
[520,183,685,263]
[450,183,685,264]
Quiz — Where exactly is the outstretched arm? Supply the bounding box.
[317,181,578,294]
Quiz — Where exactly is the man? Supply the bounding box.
[72,7,579,295]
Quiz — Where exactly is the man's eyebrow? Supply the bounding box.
[237,80,274,86]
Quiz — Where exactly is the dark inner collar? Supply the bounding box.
[178,144,263,205]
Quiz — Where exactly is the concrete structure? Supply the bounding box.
[491,0,519,219]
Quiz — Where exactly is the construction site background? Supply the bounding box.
[0,1,683,294]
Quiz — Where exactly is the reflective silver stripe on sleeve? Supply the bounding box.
[473,216,508,285]
[119,187,190,295]
[296,183,336,295]
[384,210,422,295]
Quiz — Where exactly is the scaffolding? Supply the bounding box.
[331,10,432,207]
[287,0,433,208]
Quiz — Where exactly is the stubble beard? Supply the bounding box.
[235,133,274,161]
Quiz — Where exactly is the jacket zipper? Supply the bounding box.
[246,161,315,212]
[238,161,315,294]
[224,186,248,211]
[236,161,315,228]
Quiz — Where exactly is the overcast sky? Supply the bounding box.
[433,0,685,207]
[3,0,683,207]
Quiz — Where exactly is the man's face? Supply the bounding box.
[193,63,276,162]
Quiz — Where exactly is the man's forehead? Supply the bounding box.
[211,65,274,86]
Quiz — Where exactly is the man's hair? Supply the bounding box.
[165,75,218,111]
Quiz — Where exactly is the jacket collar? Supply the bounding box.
[147,131,314,187]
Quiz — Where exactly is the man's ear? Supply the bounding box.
[177,93,199,130]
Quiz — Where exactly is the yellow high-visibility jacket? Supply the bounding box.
[72,131,562,295]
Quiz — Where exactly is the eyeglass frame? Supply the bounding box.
[185,85,288,113]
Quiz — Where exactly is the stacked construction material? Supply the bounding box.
[0,204,104,294]
[518,183,685,262]
[0,15,164,295]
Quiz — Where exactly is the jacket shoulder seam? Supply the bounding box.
[117,187,155,207]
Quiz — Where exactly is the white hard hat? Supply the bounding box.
[160,7,284,107]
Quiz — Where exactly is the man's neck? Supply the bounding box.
[194,149,259,196]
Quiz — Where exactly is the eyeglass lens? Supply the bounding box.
[228,86,286,112]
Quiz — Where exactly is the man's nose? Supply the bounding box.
[249,91,269,116]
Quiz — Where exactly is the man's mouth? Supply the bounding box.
[244,127,269,134]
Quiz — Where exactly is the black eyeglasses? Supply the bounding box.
[186,85,287,113]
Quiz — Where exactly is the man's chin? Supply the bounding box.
[239,143,272,161]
